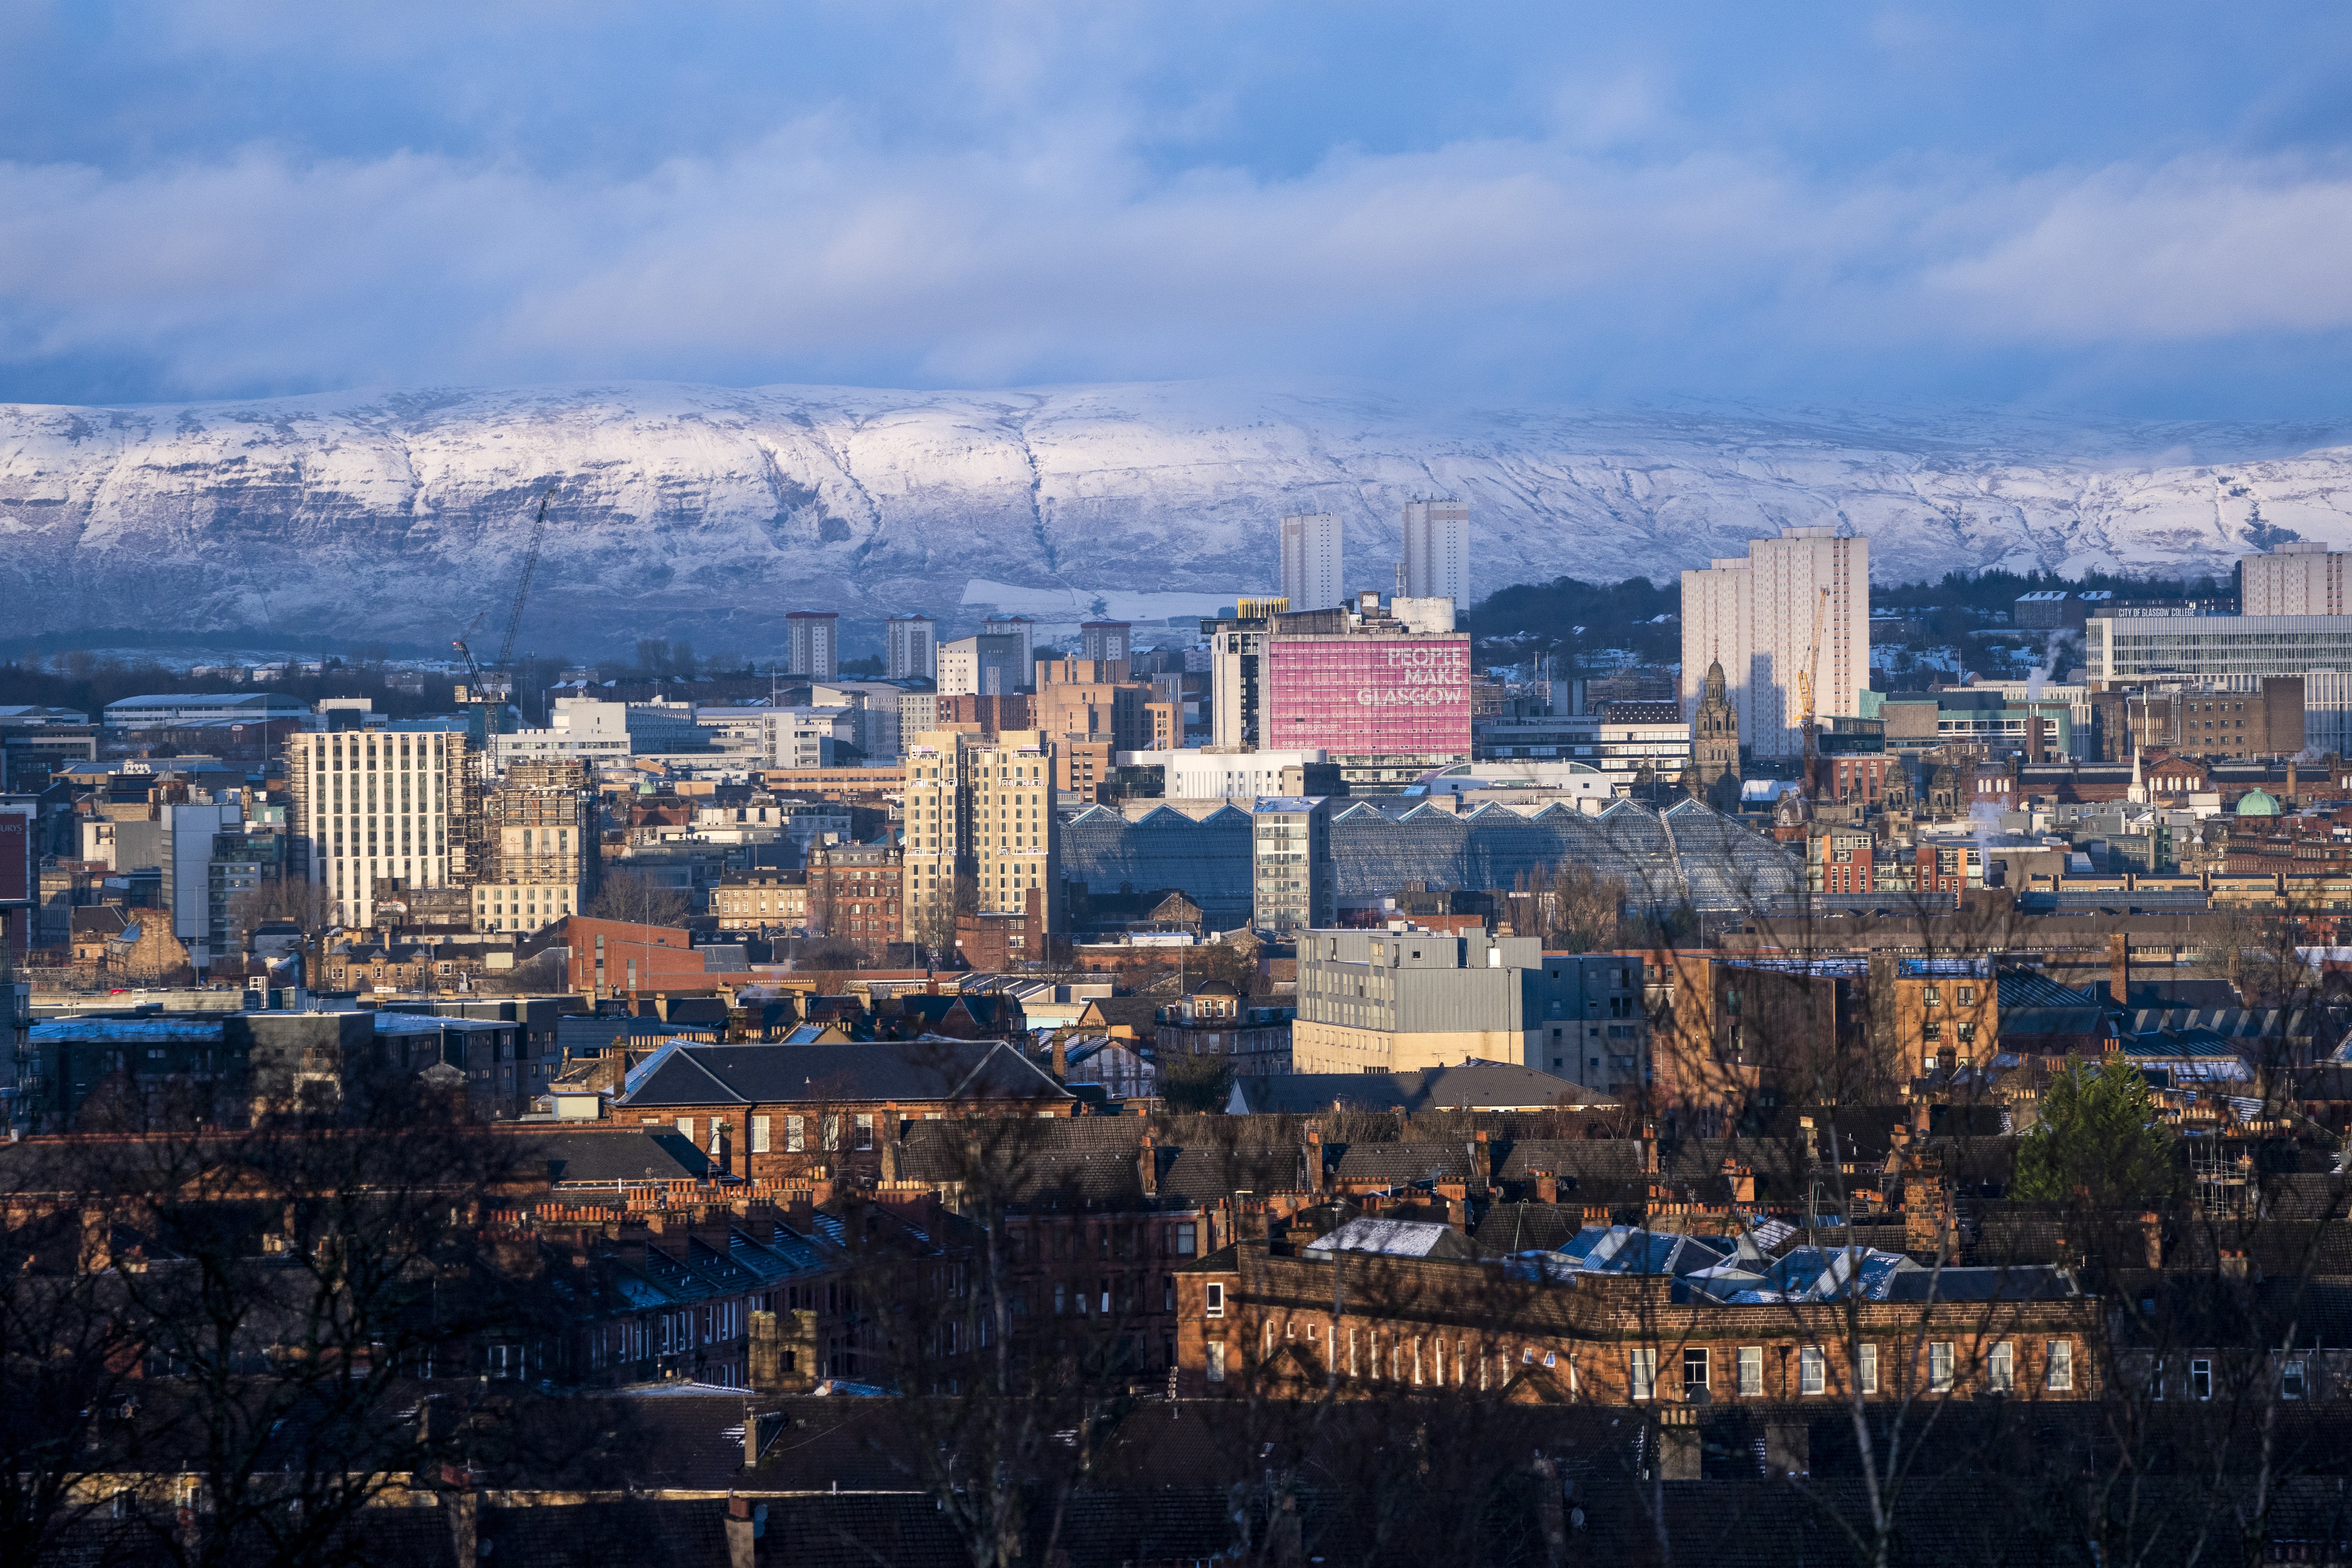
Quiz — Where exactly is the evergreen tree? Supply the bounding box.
[2011,1058,2181,1206]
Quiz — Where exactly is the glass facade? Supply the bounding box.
[2091,614,2352,681]
[1265,634,1472,758]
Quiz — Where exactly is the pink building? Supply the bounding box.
[1263,633,1473,758]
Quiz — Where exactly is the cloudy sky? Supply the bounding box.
[2,2,2347,415]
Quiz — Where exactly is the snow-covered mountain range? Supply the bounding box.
[2,379,2348,655]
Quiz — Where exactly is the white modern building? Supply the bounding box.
[1401,498,1469,606]
[1114,747,1330,800]
[492,699,663,770]
[1594,701,1693,789]
[1681,525,1869,761]
[1280,512,1345,612]
[811,682,906,760]
[2243,543,2352,617]
[938,633,1028,697]
[286,726,465,928]
[760,707,860,768]
[693,707,777,757]
[885,615,937,680]
[1408,760,1613,807]
[103,692,309,728]
[786,612,839,681]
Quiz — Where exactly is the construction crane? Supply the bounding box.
[1797,585,1828,797]
[449,488,555,878]
[496,488,555,673]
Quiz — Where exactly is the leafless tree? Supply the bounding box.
[583,868,691,928]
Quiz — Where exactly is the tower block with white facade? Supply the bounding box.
[885,615,937,680]
[1401,497,1470,606]
[1279,512,1345,612]
[1681,527,1867,762]
[2244,542,2352,616]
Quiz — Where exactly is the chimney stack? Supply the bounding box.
[2109,933,2129,1007]
[1138,1132,1159,1198]
[726,1494,757,1568]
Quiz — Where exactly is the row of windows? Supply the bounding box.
[1632,1339,2071,1398]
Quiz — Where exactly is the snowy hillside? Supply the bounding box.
[0,379,2348,654]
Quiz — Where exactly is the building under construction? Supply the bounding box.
[471,760,600,934]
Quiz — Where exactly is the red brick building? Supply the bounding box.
[554,915,703,994]
[808,841,905,955]
[611,1039,1076,1183]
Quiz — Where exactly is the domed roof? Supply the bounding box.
[2236,788,2280,817]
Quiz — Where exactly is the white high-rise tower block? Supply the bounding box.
[1401,497,1470,606]
[1680,526,1868,762]
[1279,512,1345,611]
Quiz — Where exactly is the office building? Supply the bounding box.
[108,801,241,965]
[885,614,937,681]
[786,612,840,681]
[287,727,467,928]
[811,682,906,761]
[2084,612,2352,754]
[1681,526,1869,761]
[1400,497,1470,606]
[1279,512,1345,612]
[1261,592,1473,779]
[1114,747,1334,800]
[1293,930,1645,1084]
[2243,543,2352,617]
[1205,601,1286,750]
[1594,701,1693,789]
[493,698,704,770]
[938,633,1029,697]
[1251,797,1334,934]
[1078,620,1132,670]
[901,728,1062,946]
[2082,678,2307,762]
[761,708,860,769]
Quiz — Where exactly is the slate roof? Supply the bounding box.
[1327,1140,1482,1185]
[1303,1215,1477,1258]
[619,1041,1072,1108]
[1998,972,2104,1009]
[515,1126,711,1185]
[558,1015,709,1057]
[1159,1140,1310,1203]
[892,1117,1156,1209]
